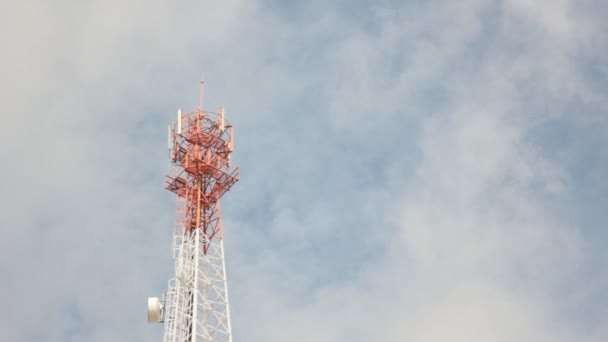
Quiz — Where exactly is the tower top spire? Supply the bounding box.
[199,80,204,111]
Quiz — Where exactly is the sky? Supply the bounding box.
[1,0,607,341]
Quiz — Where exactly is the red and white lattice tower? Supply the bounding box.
[148,82,239,342]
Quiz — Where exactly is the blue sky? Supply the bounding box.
[1,0,607,341]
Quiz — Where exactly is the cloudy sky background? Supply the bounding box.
[1,0,607,341]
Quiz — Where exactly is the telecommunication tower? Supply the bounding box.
[148,82,239,342]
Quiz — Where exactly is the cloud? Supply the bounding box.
[0,0,606,341]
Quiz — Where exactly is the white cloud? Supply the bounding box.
[0,0,606,341]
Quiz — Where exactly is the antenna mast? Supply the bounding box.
[149,82,239,342]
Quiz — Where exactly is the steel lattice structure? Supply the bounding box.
[148,82,239,342]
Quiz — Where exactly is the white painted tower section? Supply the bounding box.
[162,228,233,342]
